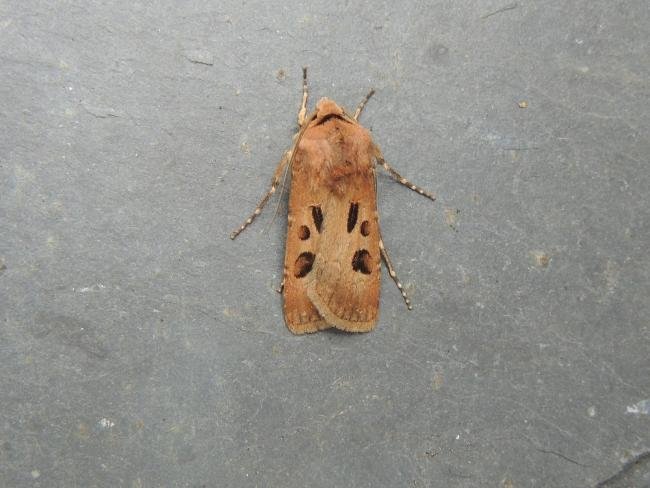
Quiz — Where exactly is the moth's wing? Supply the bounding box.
[282,157,330,334]
[306,170,381,332]
[283,115,381,333]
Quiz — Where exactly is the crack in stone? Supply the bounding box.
[535,448,589,467]
[595,450,650,487]
[481,2,518,19]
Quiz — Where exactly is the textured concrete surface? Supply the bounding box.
[1,1,649,487]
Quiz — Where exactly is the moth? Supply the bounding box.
[231,68,435,334]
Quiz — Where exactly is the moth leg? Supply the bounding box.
[376,153,436,201]
[276,278,284,294]
[298,67,309,126]
[379,234,413,310]
[230,151,290,239]
[353,89,375,121]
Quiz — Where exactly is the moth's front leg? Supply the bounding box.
[229,151,290,239]
[374,147,436,202]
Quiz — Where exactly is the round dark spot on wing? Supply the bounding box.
[352,249,372,275]
[294,252,315,278]
[360,220,370,236]
[298,225,310,240]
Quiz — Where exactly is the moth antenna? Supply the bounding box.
[298,66,309,126]
[265,67,311,234]
[263,110,318,235]
[353,88,376,120]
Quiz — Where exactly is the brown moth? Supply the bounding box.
[230,68,435,334]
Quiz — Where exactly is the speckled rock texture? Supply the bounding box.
[1,1,648,486]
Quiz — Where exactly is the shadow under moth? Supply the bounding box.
[231,68,435,334]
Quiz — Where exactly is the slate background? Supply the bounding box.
[1,1,649,487]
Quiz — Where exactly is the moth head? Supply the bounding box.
[314,97,344,120]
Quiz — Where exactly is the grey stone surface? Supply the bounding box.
[1,1,649,487]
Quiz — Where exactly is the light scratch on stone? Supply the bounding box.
[481,2,518,19]
[81,102,120,118]
[74,283,106,293]
[183,49,214,66]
